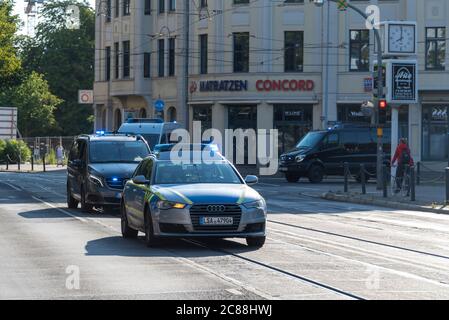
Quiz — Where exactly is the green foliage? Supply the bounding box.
[20,0,95,136]
[11,72,62,137]
[0,139,31,163]
[0,0,22,89]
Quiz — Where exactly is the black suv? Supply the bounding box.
[279,124,391,183]
[67,133,151,212]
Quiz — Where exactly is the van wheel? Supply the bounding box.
[308,165,324,183]
[80,186,93,213]
[67,182,79,209]
[121,203,138,239]
[285,174,300,183]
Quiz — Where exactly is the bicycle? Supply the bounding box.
[391,164,411,197]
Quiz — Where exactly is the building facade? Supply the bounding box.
[94,0,449,162]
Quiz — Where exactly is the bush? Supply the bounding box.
[0,140,6,163]
[2,140,31,163]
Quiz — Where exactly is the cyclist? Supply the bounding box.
[391,138,414,194]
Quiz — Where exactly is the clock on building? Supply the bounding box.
[379,22,417,56]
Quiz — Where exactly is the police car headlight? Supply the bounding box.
[243,199,266,210]
[89,174,104,187]
[296,155,306,163]
[157,201,186,210]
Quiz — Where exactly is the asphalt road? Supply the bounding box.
[1,170,449,300]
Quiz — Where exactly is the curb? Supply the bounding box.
[322,192,449,215]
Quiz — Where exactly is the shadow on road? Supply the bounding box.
[85,236,256,258]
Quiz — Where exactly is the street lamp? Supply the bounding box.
[311,0,385,189]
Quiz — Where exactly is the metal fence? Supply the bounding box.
[19,136,75,161]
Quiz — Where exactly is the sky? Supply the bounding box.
[13,0,96,34]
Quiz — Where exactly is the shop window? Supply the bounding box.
[193,105,212,134]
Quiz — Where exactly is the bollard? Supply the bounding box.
[31,155,34,172]
[383,164,388,198]
[417,162,421,186]
[6,156,9,171]
[361,164,366,195]
[18,154,21,171]
[344,162,349,193]
[410,166,416,201]
[446,168,449,205]
[43,154,46,173]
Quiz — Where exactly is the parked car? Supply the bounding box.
[120,144,267,248]
[67,133,151,213]
[279,124,391,183]
[118,118,182,150]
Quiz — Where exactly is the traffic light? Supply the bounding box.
[378,99,388,125]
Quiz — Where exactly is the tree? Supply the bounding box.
[0,0,21,89]
[20,0,95,136]
[11,72,62,137]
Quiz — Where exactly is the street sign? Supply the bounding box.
[337,0,348,11]
[386,60,418,104]
[154,99,165,112]
[78,90,94,104]
[0,107,17,140]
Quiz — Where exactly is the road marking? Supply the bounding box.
[31,196,88,223]
[268,229,449,288]
[226,288,243,296]
[2,182,21,191]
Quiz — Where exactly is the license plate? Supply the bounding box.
[200,217,233,226]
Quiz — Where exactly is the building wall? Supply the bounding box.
[94,0,449,161]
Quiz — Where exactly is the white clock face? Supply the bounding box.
[389,25,415,53]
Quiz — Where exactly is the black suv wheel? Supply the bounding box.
[67,182,79,209]
[308,165,324,183]
[80,186,94,213]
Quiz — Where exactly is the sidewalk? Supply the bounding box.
[0,163,66,173]
[322,182,449,214]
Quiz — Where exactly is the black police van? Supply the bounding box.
[67,133,151,213]
[279,124,391,183]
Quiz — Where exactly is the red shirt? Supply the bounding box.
[392,143,414,166]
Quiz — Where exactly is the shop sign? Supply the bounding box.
[256,79,314,92]
[432,107,448,121]
[386,60,418,104]
[198,80,248,92]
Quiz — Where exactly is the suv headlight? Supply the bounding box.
[157,201,187,210]
[296,155,306,163]
[89,174,104,187]
[243,199,266,210]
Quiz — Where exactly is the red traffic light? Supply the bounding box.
[379,100,387,109]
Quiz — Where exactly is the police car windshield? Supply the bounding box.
[89,141,150,163]
[296,132,326,149]
[154,162,242,185]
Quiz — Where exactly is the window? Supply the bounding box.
[105,46,111,80]
[106,0,111,22]
[168,38,175,76]
[144,52,150,78]
[158,39,165,77]
[233,0,249,4]
[200,0,208,8]
[233,32,249,73]
[123,40,130,78]
[123,0,130,16]
[159,0,165,13]
[349,30,370,71]
[169,0,176,11]
[199,34,208,74]
[144,0,151,15]
[114,42,119,79]
[284,31,303,72]
[426,27,446,70]
[115,0,119,17]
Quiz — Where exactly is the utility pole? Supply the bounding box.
[184,0,190,131]
[312,0,384,189]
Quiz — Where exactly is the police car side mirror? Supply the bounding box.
[133,175,150,185]
[245,175,258,185]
